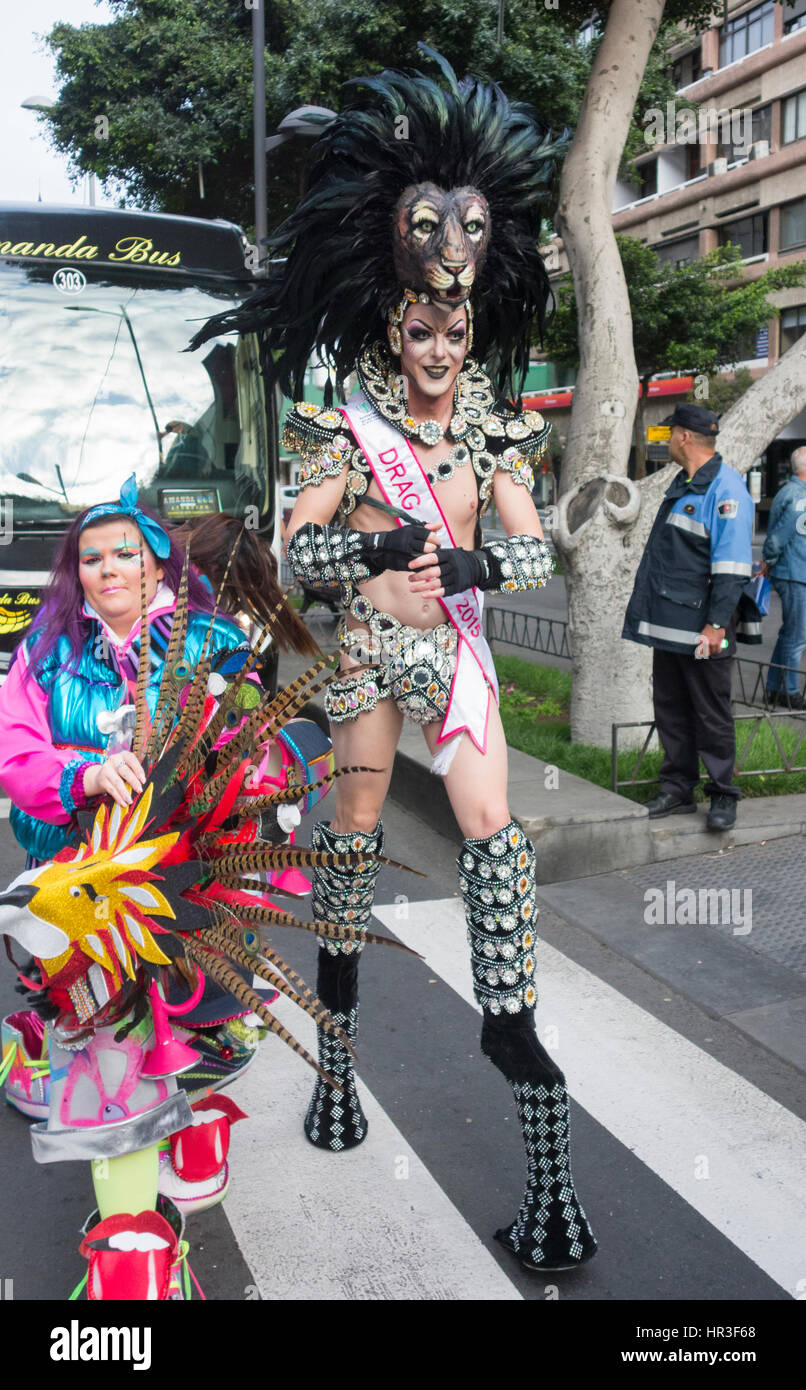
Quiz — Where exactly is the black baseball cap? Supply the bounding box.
[660,403,719,435]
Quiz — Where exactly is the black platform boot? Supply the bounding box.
[457,820,597,1272]
[303,820,383,1152]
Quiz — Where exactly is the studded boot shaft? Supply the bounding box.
[457,820,597,1271]
[458,821,538,1015]
[304,820,383,1151]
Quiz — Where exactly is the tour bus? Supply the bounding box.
[0,203,281,673]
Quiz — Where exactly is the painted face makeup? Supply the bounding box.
[394,300,468,406]
[78,520,165,639]
[392,182,490,305]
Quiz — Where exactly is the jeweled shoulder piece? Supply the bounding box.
[282,402,356,486]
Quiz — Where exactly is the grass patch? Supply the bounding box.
[495,655,806,801]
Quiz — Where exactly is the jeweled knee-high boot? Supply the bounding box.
[457,820,597,1272]
[303,819,383,1151]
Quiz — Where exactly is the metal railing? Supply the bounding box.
[484,605,803,705]
[484,606,572,660]
[612,709,806,793]
[481,607,806,790]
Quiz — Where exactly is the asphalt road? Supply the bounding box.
[1,792,803,1310]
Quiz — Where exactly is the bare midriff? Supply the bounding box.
[340,437,479,668]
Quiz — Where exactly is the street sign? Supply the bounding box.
[648,426,671,441]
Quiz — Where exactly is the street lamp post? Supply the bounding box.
[251,2,267,269]
[21,95,96,205]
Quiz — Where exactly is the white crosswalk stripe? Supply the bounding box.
[374,897,806,1300]
[225,992,523,1301]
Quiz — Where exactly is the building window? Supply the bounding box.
[577,15,599,46]
[638,160,657,197]
[718,104,771,162]
[672,48,702,89]
[783,0,806,35]
[719,2,774,66]
[687,143,702,179]
[780,305,806,352]
[654,235,700,268]
[780,197,806,251]
[783,90,806,144]
[719,212,768,258]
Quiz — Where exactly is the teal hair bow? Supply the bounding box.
[79,474,171,559]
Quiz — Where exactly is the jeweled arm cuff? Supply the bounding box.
[482,535,554,593]
[285,523,372,588]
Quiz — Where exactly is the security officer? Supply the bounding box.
[623,403,753,831]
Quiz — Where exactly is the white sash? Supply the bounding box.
[341,390,498,765]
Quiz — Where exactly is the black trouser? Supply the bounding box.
[652,647,739,800]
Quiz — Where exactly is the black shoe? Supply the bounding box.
[707,794,737,831]
[778,691,806,711]
[645,791,696,819]
[495,1223,598,1273]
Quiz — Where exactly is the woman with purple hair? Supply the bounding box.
[0,476,282,1296]
[0,476,238,864]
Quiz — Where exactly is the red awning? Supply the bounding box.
[523,375,694,410]
[522,391,573,410]
[646,376,694,397]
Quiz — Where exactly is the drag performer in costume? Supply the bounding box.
[190,49,597,1273]
[0,477,404,1298]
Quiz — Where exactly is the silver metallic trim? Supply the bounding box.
[667,511,709,537]
[30,1090,194,1164]
[711,560,752,576]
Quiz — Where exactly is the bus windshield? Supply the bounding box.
[0,266,269,526]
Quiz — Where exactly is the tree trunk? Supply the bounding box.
[553,0,665,748]
[546,1,806,751]
[715,332,806,474]
[550,333,806,747]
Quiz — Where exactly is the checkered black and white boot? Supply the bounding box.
[303,820,383,1152]
[457,820,597,1273]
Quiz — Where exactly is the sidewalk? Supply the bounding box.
[282,646,806,881]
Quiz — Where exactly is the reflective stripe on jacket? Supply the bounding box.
[623,454,754,655]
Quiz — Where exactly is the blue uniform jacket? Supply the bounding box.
[623,454,754,655]
[762,474,806,583]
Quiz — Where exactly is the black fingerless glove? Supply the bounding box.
[425,536,554,596]
[430,548,488,597]
[362,522,432,576]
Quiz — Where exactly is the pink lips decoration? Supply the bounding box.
[80,1210,178,1301]
[169,1094,247,1183]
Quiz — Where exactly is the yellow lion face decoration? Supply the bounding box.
[0,786,180,994]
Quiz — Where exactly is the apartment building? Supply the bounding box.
[533,0,806,516]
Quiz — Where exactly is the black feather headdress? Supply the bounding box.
[188,47,565,404]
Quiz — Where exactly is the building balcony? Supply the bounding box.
[670,24,806,106]
[612,140,806,232]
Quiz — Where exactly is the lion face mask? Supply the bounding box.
[392,183,491,306]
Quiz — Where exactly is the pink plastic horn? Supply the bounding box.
[141,968,205,1079]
